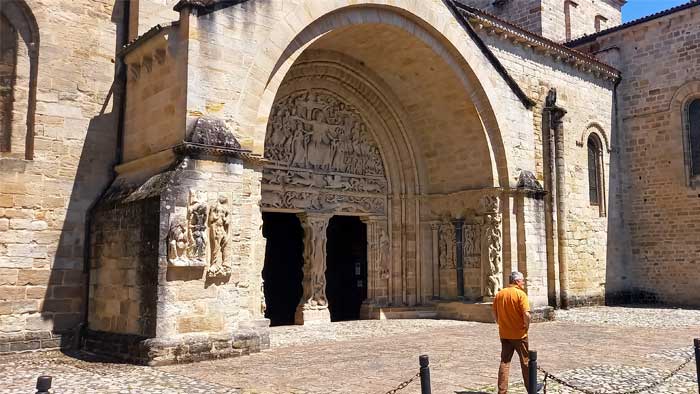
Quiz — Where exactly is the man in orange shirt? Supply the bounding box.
[492,271,531,394]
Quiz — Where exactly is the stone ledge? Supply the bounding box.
[0,331,73,354]
[82,321,270,366]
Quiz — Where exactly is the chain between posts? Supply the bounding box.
[383,371,421,394]
[536,349,695,394]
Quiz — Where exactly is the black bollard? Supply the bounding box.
[528,350,538,394]
[419,354,432,394]
[36,376,51,394]
[694,338,699,394]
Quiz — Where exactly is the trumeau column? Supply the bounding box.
[295,213,331,325]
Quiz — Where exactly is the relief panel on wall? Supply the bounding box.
[262,90,387,215]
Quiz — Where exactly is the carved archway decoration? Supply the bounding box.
[262,89,388,215]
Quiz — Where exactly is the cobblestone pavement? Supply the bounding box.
[1,306,698,393]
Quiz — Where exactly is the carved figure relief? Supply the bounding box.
[438,223,456,270]
[266,91,385,176]
[299,215,329,310]
[480,195,503,297]
[378,227,391,280]
[262,90,387,215]
[167,219,189,265]
[262,190,385,215]
[463,223,481,269]
[187,191,209,263]
[208,196,232,278]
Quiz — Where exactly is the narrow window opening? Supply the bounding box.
[689,99,700,177]
[588,136,601,206]
[0,14,17,152]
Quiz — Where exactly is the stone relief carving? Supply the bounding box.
[438,222,456,270]
[208,196,232,278]
[167,219,190,266]
[262,169,386,194]
[480,195,503,298]
[187,191,209,263]
[378,227,391,280]
[261,90,388,216]
[266,90,385,177]
[261,190,385,215]
[299,216,329,310]
[463,223,481,269]
[166,191,211,268]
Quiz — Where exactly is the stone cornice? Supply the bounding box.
[174,142,267,165]
[453,2,621,81]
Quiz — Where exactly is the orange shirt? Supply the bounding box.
[493,285,530,339]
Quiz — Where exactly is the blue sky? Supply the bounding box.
[621,0,690,22]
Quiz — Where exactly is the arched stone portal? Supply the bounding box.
[260,12,503,324]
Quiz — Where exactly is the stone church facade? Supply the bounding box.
[0,0,698,363]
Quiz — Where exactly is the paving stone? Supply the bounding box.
[0,307,698,393]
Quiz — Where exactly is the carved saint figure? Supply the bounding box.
[208,195,232,277]
[167,220,188,264]
[377,227,391,280]
[439,223,457,269]
[187,191,208,262]
[463,223,481,269]
[300,216,329,309]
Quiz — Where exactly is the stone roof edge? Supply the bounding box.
[117,22,178,59]
[453,2,621,81]
[565,1,700,47]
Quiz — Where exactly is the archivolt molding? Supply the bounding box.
[577,122,611,153]
[261,52,424,215]
[669,80,700,187]
[243,1,511,187]
[669,80,700,113]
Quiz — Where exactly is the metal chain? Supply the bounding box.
[383,371,421,394]
[536,349,695,394]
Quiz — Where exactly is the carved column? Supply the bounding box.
[430,222,440,299]
[453,218,465,299]
[295,213,331,325]
[480,195,503,301]
[362,216,389,306]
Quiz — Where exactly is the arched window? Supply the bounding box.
[0,13,17,152]
[587,135,602,206]
[0,0,39,160]
[689,99,700,177]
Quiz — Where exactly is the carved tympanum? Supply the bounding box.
[262,90,387,215]
[266,90,384,176]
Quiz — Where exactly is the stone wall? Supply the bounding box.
[476,24,615,305]
[0,0,122,353]
[156,156,267,338]
[460,0,623,42]
[572,5,700,306]
[122,24,188,163]
[89,198,159,336]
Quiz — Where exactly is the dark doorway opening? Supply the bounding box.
[262,212,304,326]
[326,216,367,322]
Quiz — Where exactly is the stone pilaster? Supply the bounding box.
[295,213,332,325]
